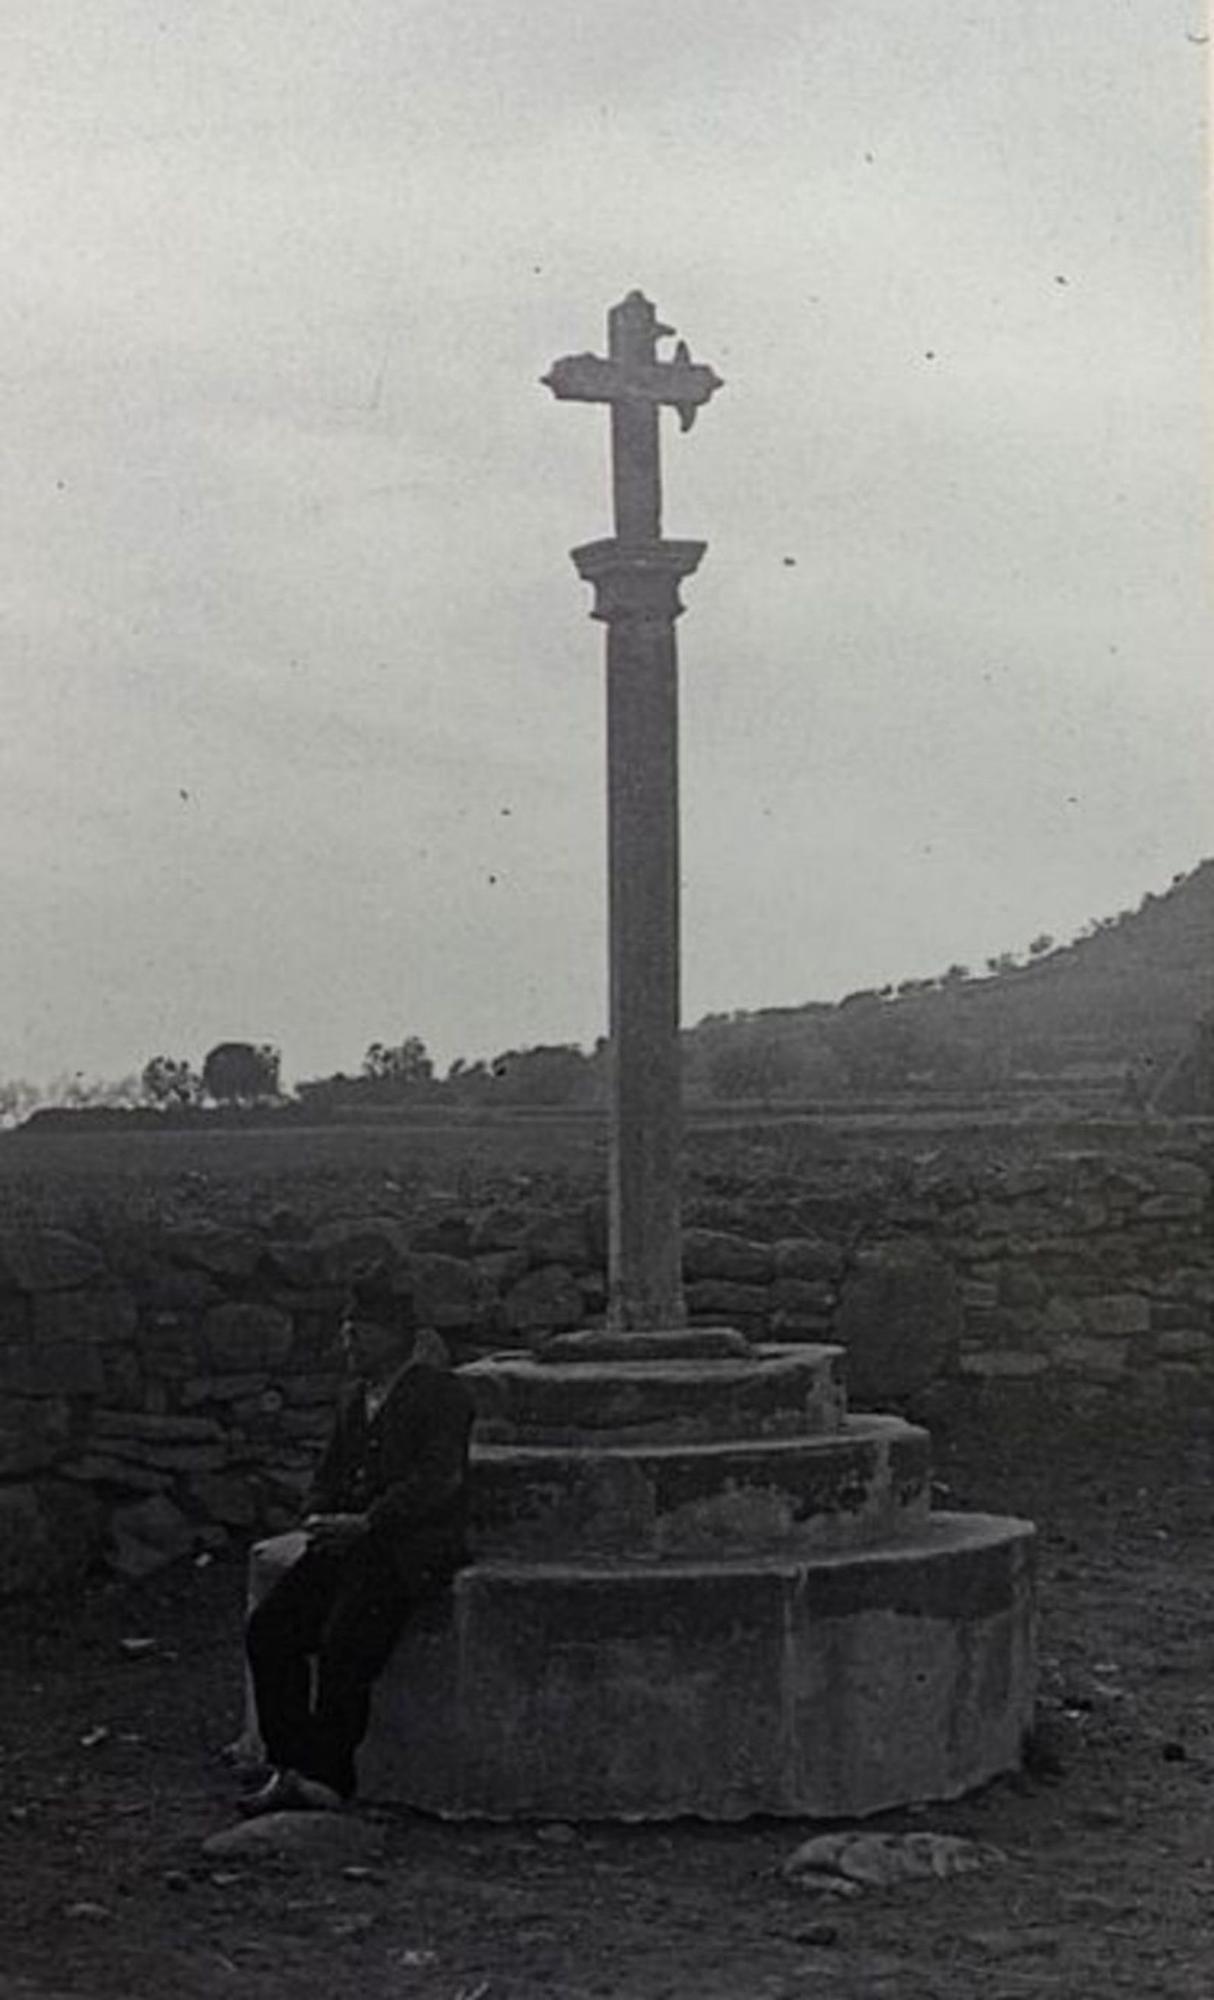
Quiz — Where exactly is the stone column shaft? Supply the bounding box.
[574,538,704,1331]
[605,607,683,1329]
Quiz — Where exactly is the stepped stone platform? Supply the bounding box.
[246,1329,1035,1820]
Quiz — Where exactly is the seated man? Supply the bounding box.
[243,1274,475,1813]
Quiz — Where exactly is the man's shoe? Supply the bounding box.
[288,1772,346,1813]
[237,1768,292,1817]
[238,1767,344,1817]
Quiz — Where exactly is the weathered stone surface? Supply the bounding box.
[0,1295,31,1340]
[1080,1295,1150,1338]
[0,1228,105,1294]
[114,1440,229,1473]
[60,1455,169,1493]
[282,1372,342,1407]
[411,1253,494,1329]
[32,1288,138,1346]
[465,1346,847,1446]
[203,1811,384,1863]
[181,1373,271,1407]
[1154,1327,1212,1361]
[135,1317,195,1380]
[261,1239,318,1288]
[473,1249,529,1292]
[961,1282,999,1311]
[1041,1296,1084,1338]
[769,1313,832,1344]
[139,1268,223,1315]
[1142,1192,1205,1219]
[682,1229,774,1284]
[770,1276,836,1317]
[1139,1159,1210,1201]
[203,1303,293,1373]
[959,1350,1050,1380]
[684,1280,770,1321]
[94,1409,224,1442]
[189,1472,258,1526]
[0,1485,48,1594]
[834,1242,962,1402]
[470,1415,931,1560]
[975,1306,1046,1350]
[544,1326,751,1364]
[0,1481,99,1596]
[999,1266,1046,1309]
[162,1224,263,1280]
[521,1211,592,1269]
[109,1494,195,1578]
[0,1336,105,1399]
[772,1237,846,1283]
[367,1513,1035,1821]
[784,1828,1002,1890]
[278,1410,330,1442]
[466,1206,531,1256]
[503,1266,585,1334]
[1151,1297,1212,1331]
[309,1216,412,1286]
[1055,1336,1129,1381]
[100,1347,143,1407]
[410,1214,474,1258]
[0,1395,71,1474]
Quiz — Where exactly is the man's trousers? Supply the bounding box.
[245,1536,448,1799]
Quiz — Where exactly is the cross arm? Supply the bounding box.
[542,345,723,433]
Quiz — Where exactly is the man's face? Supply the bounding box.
[339,1312,404,1380]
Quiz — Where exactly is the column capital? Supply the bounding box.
[571,538,706,624]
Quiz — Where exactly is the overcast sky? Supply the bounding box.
[1,0,1209,1085]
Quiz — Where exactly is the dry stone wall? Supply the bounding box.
[0,1136,1210,1595]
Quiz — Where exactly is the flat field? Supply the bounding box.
[0,1106,1186,1225]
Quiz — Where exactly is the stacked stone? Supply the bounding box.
[937,1152,1214,1398]
[1,1139,1211,1597]
[0,1204,847,1593]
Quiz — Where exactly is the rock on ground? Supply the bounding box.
[203,1810,386,1863]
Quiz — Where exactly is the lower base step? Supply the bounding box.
[361,1512,1035,1821]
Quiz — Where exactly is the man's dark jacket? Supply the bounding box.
[305,1360,475,1585]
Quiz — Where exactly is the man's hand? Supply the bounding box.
[303,1512,368,1551]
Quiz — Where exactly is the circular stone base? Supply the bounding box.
[362,1512,1035,1821]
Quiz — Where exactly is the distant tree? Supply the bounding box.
[141,1055,201,1107]
[985,953,1019,976]
[362,1036,433,1089]
[0,1079,41,1127]
[941,964,971,985]
[443,1055,493,1101]
[1027,933,1054,957]
[202,1041,281,1104]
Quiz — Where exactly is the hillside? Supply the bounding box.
[685,860,1214,1102]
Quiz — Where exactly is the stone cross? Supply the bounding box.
[544,292,723,1330]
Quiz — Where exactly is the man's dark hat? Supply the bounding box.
[342,1264,414,1334]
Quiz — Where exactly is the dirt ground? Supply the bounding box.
[3,1402,1214,2000]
